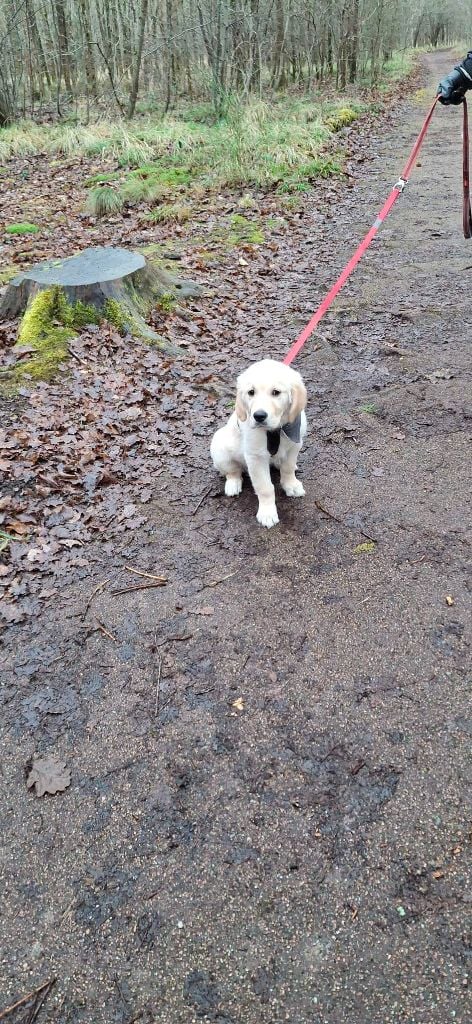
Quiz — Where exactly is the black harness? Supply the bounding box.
[266,414,302,456]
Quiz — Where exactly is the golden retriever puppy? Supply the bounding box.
[210,358,307,528]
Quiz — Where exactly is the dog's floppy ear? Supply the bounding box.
[288,372,307,422]
[235,385,247,422]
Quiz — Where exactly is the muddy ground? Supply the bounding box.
[1,52,471,1023]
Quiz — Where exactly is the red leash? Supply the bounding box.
[463,98,472,238]
[283,96,470,366]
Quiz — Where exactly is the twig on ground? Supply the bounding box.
[111,581,167,596]
[190,486,213,516]
[25,978,56,1024]
[114,975,128,1008]
[96,756,149,780]
[155,634,193,647]
[154,655,163,717]
[95,620,117,642]
[124,566,167,583]
[82,578,110,621]
[202,570,238,588]
[314,500,377,543]
[0,979,56,1021]
[69,347,87,366]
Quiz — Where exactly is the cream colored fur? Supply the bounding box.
[210,359,307,528]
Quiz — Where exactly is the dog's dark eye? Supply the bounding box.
[248,389,255,397]
[272,389,281,397]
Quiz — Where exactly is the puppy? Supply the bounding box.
[210,358,307,528]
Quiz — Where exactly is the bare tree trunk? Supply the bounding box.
[79,0,98,101]
[127,0,149,118]
[26,0,52,91]
[53,0,73,95]
[164,0,175,113]
[348,0,360,84]
[271,0,286,87]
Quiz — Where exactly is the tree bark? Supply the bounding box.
[127,0,149,118]
[79,0,98,101]
[53,0,73,95]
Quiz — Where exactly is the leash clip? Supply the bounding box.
[394,177,407,193]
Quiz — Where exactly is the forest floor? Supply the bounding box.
[0,50,471,1024]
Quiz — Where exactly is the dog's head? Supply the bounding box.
[235,359,307,430]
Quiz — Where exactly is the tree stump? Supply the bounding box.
[0,246,201,351]
[0,246,202,389]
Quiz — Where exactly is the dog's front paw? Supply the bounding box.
[282,478,305,498]
[257,505,279,528]
[225,476,243,497]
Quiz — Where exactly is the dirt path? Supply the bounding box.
[1,52,471,1024]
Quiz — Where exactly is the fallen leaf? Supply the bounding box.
[232,697,244,711]
[353,541,376,554]
[0,599,26,623]
[26,756,71,797]
[445,595,454,606]
[5,520,31,536]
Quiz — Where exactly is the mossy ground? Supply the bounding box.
[5,222,40,235]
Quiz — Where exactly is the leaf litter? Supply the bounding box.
[0,87,422,630]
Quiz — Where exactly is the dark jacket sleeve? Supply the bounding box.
[459,52,472,86]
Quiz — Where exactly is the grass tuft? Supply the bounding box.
[146,203,191,224]
[85,186,124,218]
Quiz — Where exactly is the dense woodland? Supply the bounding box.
[0,1,471,123]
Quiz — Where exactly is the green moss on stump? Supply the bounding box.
[103,298,134,333]
[12,286,99,381]
[157,292,176,313]
[14,288,75,380]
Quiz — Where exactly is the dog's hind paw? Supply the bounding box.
[225,476,243,497]
[257,506,279,528]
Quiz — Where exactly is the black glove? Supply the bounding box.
[438,54,472,105]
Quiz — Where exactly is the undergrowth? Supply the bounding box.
[0,96,363,196]
[146,203,191,225]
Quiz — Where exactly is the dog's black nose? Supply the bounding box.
[253,409,268,423]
